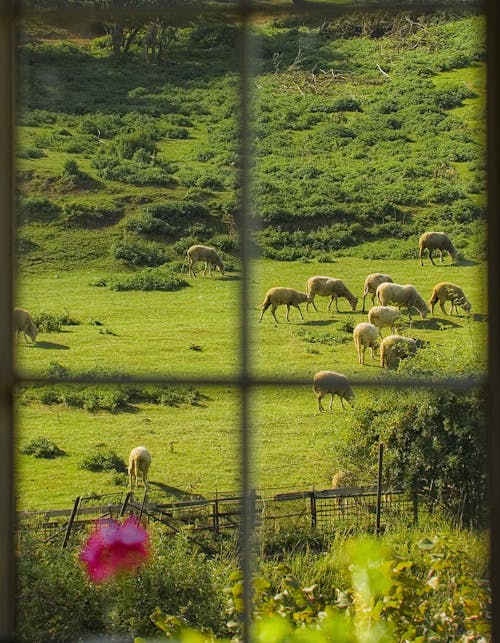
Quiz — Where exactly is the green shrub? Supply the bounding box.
[79,449,127,473]
[341,389,487,528]
[111,236,170,267]
[16,147,46,159]
[31,311,80,333]
[107,266,189,292]
[19,437,65,459]
[124,212,175,236]
[18,196,61,224]
[61,201,123,228]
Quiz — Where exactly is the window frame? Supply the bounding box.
[1,1,499,640]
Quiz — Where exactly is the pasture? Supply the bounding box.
[15,254,487,510]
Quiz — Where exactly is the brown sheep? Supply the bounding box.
[128,446,152,490]
[361,273,393,312]
[429,282,472,316]
[312,371,355,412]
[419,231,457,266]
[353,322,379,364]
[376,282,429,319]
[259,287,313,323]
[14,307,38,344]
[380,335,417,369]
[186,244,225,277]
[305,276,358,313]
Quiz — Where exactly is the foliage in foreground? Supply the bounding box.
[15,523,490,642]
[339,388,487,528]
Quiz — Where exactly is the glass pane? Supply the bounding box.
[15,6,241,379]
[251,5,487,380]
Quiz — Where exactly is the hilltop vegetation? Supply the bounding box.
[16,8,486,273]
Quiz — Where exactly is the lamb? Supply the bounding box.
[429,282,472,316]
[367,305,403,337]
[379,335,417,369]
[14,307,38,344]
[419,231,457,266]
[353,322,379,364]
[376,282,429,319]
[305,275,358,313]
[259,287,313,323]
[186,244,225,277]
[312,370,355,412]
[128,446,152,490]
[361,273,393,312]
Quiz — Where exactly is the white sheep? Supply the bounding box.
[361,273,393,312]
[186,244,225,277]
[14,307,38,344]
[379,335,417,369]
[419,231,457,266]
[305,275,358,313]
[259,287,313,323]
[429,282,472,316]
[367,305,403,337]
[353,322,379,364]
[128,446,152,490]
[376,282,429,319]
[312,370,355,412]
[331,469,359,489]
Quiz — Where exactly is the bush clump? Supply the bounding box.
[20,437,65,459]
[79,449,126,473]
[107,266,189,292]
[111,236,170,267]
[31,311,80,333]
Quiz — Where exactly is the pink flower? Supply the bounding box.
[79,517,150,583]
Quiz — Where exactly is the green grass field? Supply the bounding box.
[16,254,487,510]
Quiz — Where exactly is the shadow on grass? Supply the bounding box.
[33,341,70,350]
[149,481,206,502]
[406,317,461,330]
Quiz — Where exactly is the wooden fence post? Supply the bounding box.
[212,492,220,538]
[62,496,80,549]
[120,491,132,517]
[310,492,317,529]
[376,443,384,536]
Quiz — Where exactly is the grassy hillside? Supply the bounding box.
[16,9,486,273]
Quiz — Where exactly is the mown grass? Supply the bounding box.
[15,255,487,510]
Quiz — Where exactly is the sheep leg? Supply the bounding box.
[429,249,436,265]
[440,300,448,315]
[317,395,325,412]
[271,306,280,323]
[339,396,346,410]
[361,294,367,313]
[329,394,334,411]
[258,304,269,323]
[309,297,318,312]
[296,305,304,320]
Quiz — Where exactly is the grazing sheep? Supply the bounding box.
[429,282,472,316]
[312,370,355,412]
[367,305,403,337]
[380,335,417,369]
[362,273,393,312]
[376,282,429,319]
[305,276,358,313]
[353,322,379,364]
[14,307,38,344]
[331,469,360,507]
[186,244,225,277]
[419,231,457,266]
[128,446,152,490]
[259,287,313,323]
